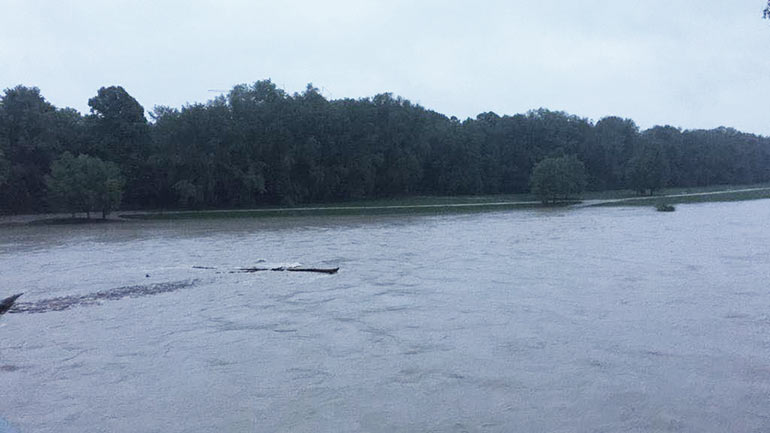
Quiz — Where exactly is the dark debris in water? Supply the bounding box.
[0,293,23,315]
[234,266,339,275]
[4,264,336,315]
[8,280,199,314]
[192,265,340,275]
[0,365,21,372]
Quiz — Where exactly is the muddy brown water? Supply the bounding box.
[1,200,770,432]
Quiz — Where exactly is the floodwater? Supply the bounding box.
[1,201,770,433]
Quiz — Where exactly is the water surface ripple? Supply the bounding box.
[2,201,770,432]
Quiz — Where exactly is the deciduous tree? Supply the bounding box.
[45,152,124,218]
[530,155,587,204]
[86,86,150,206]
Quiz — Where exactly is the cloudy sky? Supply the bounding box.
[2,0,769,134]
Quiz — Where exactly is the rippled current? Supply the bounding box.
[2,200,770,432]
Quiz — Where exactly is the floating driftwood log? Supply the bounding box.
[237,266,339,275]
[0,293,22,315]
[193,265,339,275]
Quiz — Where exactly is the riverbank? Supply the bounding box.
[3,182,770,225]
[585,185,770,207]
[119,199,542,220]
[121,182,770,220]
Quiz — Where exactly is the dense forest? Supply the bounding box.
[1,80,769,214]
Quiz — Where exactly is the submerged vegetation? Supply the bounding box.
[2,81,770,215]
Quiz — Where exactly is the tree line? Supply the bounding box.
[1,80,769,214]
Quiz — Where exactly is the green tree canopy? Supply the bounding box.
[3,82,770,213]
[530,155,587,204]
[0,85,63,212]
[86,86,151,206]
[45,152,124,218]
[626,140,670,195]
[0,149,9,186]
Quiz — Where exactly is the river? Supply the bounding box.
[1,200,770,432]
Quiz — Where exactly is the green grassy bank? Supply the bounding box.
[589,185,770,207]
[117,182,770,220]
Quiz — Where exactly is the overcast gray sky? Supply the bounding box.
[2,0,769,134]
